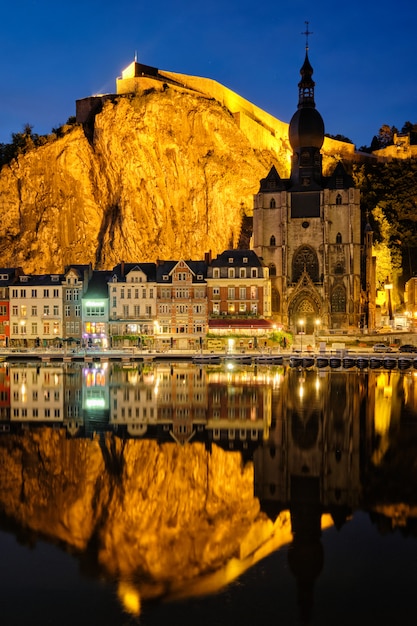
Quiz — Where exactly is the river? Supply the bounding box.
[0,359,416,625]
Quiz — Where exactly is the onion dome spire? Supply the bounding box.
[298,21,315,108]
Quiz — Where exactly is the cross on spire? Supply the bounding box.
[301,21,313,50]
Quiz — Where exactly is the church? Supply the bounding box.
[252,42,374,334]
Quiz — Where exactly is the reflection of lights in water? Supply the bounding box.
[226,361,234,371]
[117,581,141,616]
[298,378,304,399]
[315,376,320,392]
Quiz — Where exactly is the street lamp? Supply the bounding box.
[299,319,305,352]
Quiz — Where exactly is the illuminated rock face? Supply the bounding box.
[0,429,264,585]
[0,85,350,273]
[0,90,277,272]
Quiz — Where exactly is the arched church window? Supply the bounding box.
[331,285,346,313]
[336,194,342,205]
[269,263,276,276]
[292,246,319,283]
[269,198,276,208]
[336,232,342,244]
[269,235,276,247]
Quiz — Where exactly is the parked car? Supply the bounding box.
[373,343,392,353]
[399,344,417,353]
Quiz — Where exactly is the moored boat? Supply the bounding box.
[329,357,342,369]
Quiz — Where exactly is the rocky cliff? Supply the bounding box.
[0,81,352,274]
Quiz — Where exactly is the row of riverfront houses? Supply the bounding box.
[0,249,276,350]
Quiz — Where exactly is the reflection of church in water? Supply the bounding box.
[251,42,375,333]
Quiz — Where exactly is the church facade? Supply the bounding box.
[252,47,365,334]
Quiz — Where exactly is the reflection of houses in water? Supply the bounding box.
[109,364,157,438]
[82,363,110,436]
[9,364,64,426]
[62,364,83,436]
[205,365,274,458]
[155,363,208,444]
[0,364,10,427]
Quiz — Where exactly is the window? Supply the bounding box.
[20,289,26,298]
[43,305,49,316]
[270,235,276,246]
[251,268,258,278]
[336,232,342,244]
[75,305,80,317]
[292,246,319,283]
[239,287,246,300]
[127,289,131,299]
[12,305,18,316]
[12,323,18,334]
[239,268,246,278]
[177,272,187,281]
[43,323,50,334]
[270,198,276,208]
[331,285,346,312]
[134,305,140,316]
[31,289,37,297]
[212,287,220,296]
[31,306,37,316]
[86,305,104,316]
[213,268,220,279]
[228,268,235,278]
[336,194,342,205]
[228,287,235,299]
[53,305,59,316]
[123,305,129,317]
[44,289,49,298]
[53,289,59,298]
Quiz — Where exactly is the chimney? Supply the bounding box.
[121,260,125,277]
[204,250,212,264]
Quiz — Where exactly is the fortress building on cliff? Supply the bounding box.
[75,57,356,170]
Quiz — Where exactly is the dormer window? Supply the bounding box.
[20,276,28,282]
[228,258,233,264]
[243,257,248,263]
[163,275,169,281]
[197,274,203,280]
[213,268,220,279]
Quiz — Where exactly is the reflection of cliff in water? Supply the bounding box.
[1,362,417,619]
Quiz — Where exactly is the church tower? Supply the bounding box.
[252,34,361,333]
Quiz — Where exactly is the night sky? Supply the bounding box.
[1,0,416,148]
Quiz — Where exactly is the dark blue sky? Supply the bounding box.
[1,0,416,148]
